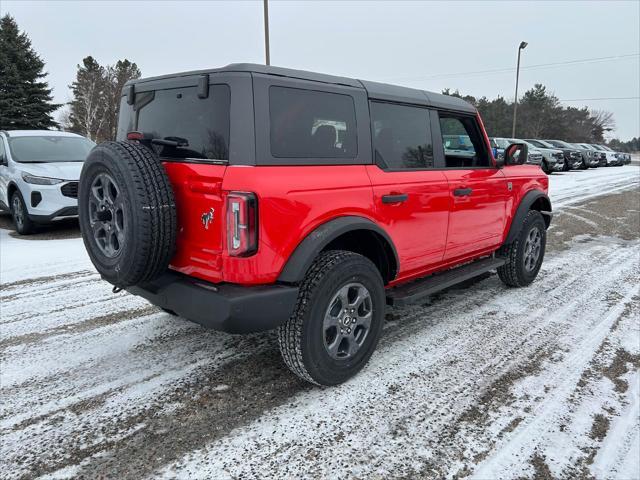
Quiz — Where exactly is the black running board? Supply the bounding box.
[386,257,506,306]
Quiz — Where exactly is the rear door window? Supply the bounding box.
[269,86,357,159]
[370,101,434,169]
[135,85,230,161]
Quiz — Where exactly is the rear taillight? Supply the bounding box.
[226,192,258,257]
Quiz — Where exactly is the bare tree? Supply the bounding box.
[590,109,616,140]
[56,105,71,131]
[68,56,108,141]
[67,56,140,142]
[102,60,140,141]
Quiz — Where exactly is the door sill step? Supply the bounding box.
[386,256,505,306]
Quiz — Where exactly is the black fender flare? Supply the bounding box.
[277,216,399,284]
[505,190,552,245]
[6,181,19,203]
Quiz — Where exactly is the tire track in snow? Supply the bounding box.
[1,168,638,479]
[152,239,638,480]
[469,282,639,479]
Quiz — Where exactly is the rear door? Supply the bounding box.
[366,101,450,278]
[120,75,249,283]
[436,112,509,261]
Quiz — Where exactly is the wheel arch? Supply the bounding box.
[277,216,399,285]
[7,181,19,204]
[505,190,552,245]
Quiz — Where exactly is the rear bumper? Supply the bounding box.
[127,271,299,334]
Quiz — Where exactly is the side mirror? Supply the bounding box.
[504,143,528,166]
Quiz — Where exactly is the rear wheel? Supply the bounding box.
[497,210,546,287]
[11,191,35,235]
[278,250,385,386]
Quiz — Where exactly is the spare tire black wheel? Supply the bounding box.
[78,141,177,288]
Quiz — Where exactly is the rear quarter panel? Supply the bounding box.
[221,165,375,285]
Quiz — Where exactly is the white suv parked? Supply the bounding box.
[0,130,95,234]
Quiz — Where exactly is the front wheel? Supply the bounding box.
[11,191,35,235]
[278,250,385,386]
[497,210,546,287]
[541,160,550,174]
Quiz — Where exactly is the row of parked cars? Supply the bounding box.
[490,137,632,174]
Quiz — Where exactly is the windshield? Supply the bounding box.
[8,136,95,163]
[592,144,606,151]
[525,139,545,148]
[494,138,511,148]
[519,140,538,149]
[547,140,572,149]
[601,145,614,152]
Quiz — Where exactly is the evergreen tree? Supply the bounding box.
[443,83,617,142]
[0,14,60,129]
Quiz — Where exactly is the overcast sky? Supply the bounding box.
[3,0,639,139]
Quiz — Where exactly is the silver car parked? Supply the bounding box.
[0,130,95,234]
[524,139,565,173]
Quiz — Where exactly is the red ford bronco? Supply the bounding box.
[78,64,551,386]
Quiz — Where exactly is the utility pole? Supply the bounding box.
[511,41,528,138]
[263,0,270,66]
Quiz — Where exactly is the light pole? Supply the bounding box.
[263,0,270,65]
[511,41,528,138]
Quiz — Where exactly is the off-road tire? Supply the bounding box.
[497,210,546,287]
[11,190,35,235]
[277,250,385,386]
[541,160,550,175]
[78,141,176,288]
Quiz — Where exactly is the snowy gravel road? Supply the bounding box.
[1,166,639,479]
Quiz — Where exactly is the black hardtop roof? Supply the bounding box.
[125,63,476,114]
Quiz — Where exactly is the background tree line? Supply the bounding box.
[1,14,637,151]
[442,84,627,147]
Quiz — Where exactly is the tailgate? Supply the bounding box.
[163,162,227,283]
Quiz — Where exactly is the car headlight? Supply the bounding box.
[22,173,64,185]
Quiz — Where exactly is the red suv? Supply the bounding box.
[78,64,551,386]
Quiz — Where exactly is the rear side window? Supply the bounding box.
[439,114,491,168]
[370,102,434,169]
[269,86,357,158]
[135,84,230,161]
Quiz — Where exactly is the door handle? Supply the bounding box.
[453,188,473,197]
[381,193,408,204]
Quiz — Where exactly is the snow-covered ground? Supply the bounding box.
[1,165,639,479]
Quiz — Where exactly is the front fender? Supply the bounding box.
[504,190,552,245]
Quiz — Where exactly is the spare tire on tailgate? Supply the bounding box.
[78,141,177,288]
